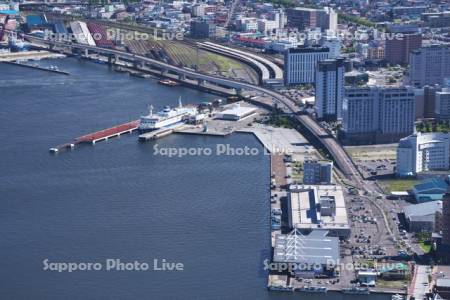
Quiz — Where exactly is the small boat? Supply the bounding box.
[130,72,152,79]
[342,286,370,294]
[297,286,328,293]
[158,79,180,87]
[114,66,129,73]
[268,285,293,292]
[49,147,59,153]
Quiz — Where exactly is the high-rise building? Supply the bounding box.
[315,58,345,120]
[443,192,450,246]
[421,11,450,28]
[409,45,450,87]
[385,32,422,65]
[303,160,333,184]
[284,46,329,85]
[396,132,450,176]
[435,88,450,120]
[286,7,337,32]
[190,20,216,39]
[320,35,341,59]
[340,86,415,144]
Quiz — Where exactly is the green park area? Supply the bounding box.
[416,120,450,133]
[378,179,419,193]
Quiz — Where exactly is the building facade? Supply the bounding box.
[340,86,415,144]
[435,88,450,120]
[443,192,450,245]
[396,132,450,176]
[190,20,216,39]
[284,46,329,85]
[303,160,333,184]
[315,58,345,120]
[385,32,422,65]
[409,45,450,87]
[286,7,337,32]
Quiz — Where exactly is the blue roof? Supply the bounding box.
[26,15,46,26]
[53,21,67,34]
[413,178,448,194]
[0,10,18,15]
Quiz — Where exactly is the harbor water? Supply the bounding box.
[0,58,390,299]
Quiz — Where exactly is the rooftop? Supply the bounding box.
[403,200,443,219]
[273,229,339,266]
[413,178,448,194]
[288,184,349,232]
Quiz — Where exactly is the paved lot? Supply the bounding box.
[239,124,312,157]
[411,265,431,299]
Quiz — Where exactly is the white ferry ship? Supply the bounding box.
[139,98,196,132]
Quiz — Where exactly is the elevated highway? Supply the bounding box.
[199,41,284,82]
[197,42,271,83]
[24,34,359,182]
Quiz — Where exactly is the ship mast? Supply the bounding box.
[148,105,153,116]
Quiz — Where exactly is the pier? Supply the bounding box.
[0,50,65,62]
[138,127,174,141]
[2,61,70,75]
[75,120,140,144]
[49,120,140,153]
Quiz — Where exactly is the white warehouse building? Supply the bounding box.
[396,132,450,176]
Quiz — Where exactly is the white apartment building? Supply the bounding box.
[315,58,345,120]
[236,17,258,32]
[340,86,415,144]
[409,44,450,87]
[257,19,279,34]
[397,132,450,176]
[321,35,341,59]
[284,46,330,85]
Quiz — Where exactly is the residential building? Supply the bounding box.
[409,45,450,87]
[340,86,415,144]
[396,132,450,176]
[303,160,333,184]
[423,85,441,118]
[284,46,329,85]
[286,7,337,32]
[315,58,345,120]
[257,19,279,34]
[435,88,450,120]
[392,6,428,18]
[368,46,385,60]
[320,35,341,59]
[191,4,205,17]
[443,192,450,245]
[422,11,450,28]
[385,32,422,65]
[190,20,216,39]
[236,17,258,31]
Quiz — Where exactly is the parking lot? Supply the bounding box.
[356,158,396,179]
